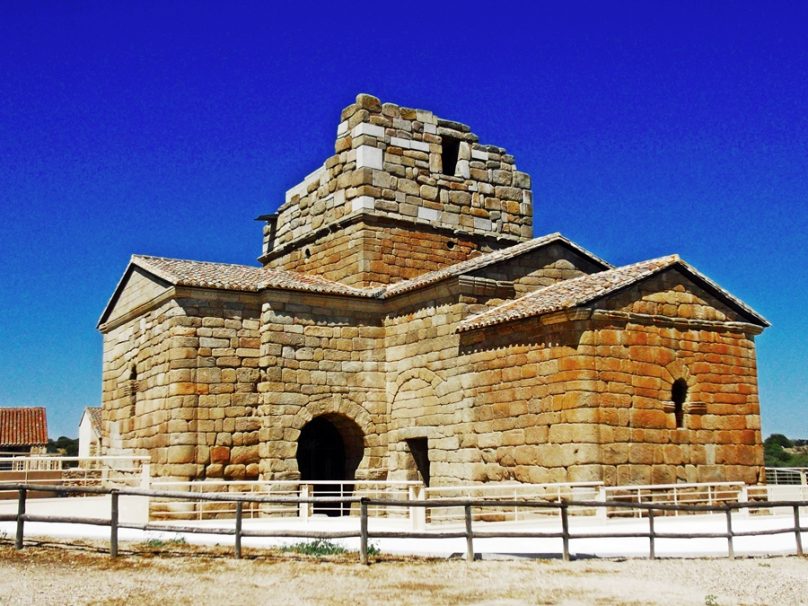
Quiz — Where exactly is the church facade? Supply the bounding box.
[98,94,768,487]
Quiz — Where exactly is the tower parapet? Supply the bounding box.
[260,94,534,286]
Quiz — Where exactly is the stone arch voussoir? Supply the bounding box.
[390,367,444,402]
[662,359,693,387]
[289,396,372,439]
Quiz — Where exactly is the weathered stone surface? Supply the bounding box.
[99,95,766,489]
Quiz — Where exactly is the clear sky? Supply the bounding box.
[1,2,806,439]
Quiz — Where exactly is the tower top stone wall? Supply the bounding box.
[259,94,534,281]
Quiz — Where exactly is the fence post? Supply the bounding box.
[560,503,570,561]
[360,498,369,566]
[110,489,119,558]
[234,500,243,559]
[725,504,734,560]
[794,505,803,557]
[595,486,608,521]
[299,484,310,521]
[738,486,750,518]
[648,508,656,560]
[140,462,151,489]
[464,503,474,562]
[15,487,26,550]
[409,485,426,530]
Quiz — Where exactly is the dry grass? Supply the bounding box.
[0,539,806,605]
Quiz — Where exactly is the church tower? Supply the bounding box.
[258,94,534,287]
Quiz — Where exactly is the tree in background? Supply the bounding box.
[764,434,808,468]
[47,436,78,457]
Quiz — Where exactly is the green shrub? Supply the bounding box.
[281,539,346,556]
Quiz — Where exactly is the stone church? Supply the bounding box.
[98,94,768,488]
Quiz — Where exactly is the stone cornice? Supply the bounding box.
[590,309,764,335]
[257,209,524,265]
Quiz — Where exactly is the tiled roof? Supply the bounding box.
[131,255,380,298]
[126,233,605,303]
[85,407,103,432]
[458,255,770,332]
[383,233,611,298]
[0,407,48,447]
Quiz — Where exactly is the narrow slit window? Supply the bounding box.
[441,137,460,176]
[672,379,688,428]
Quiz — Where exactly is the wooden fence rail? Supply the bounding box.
[6,483,807,565]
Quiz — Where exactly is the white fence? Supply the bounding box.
[766,467,808,486]
[423,482,602,524]
[149,479,422,522]
[6,482,807,564]
[0,455,150,497]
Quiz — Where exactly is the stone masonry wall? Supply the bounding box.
[381,249,609,486]
[452,273,764,486]
[256,291,388,481]
[102,300,176,464]
[261,94,533,283]
[102,290,262,480]
[270,218,499,286]
[471,244,607,297]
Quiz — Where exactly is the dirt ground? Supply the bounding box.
[1,540,807,605]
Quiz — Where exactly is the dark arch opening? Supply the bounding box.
[672,379,688,428]
[296,414,364,516]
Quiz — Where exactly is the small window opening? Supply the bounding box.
[446,240,456,250]
[129,365,137,381]
[441,137,460,176]
[304,247,312,259]
[672,379,688,428]
[406,438,430,487]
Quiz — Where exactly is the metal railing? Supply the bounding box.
[0,456,150,497]
[423,482,602,523]
[4,483,806,565]
[766,467,808,486]
[148,479,421,521]
[602,481,746,517]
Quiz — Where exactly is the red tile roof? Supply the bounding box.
[0,407,48,447]
[457,255,770,332]
[131,255,380,298]
[383,232,611,298]
[85,407,103,432]
[126,233,608,302]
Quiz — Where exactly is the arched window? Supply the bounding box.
[672,379,688,428]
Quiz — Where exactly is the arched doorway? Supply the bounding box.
[296,414,364,516]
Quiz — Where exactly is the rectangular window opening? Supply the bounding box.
[441,137,460,176]
[406,437,430,487]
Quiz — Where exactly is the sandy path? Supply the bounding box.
[0,542,806,605]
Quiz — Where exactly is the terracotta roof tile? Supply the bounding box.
[86,407,103,431]
[383,233,610,298]
[458,255,769,332]
[124,233,608,306]
[131,255,380,298]
[0,407,48,447]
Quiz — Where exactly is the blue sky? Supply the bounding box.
[1,2,806,438]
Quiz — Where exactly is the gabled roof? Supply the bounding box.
[384,232,611,298]
[101,233,609,327]
[0,407,48,447]
[131,255,378,297]
[83,407,102,432]
[457,254,770,332]
[98,255,384,326]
